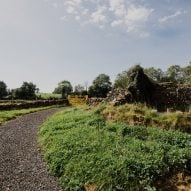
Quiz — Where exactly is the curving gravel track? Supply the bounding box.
[0,108,63,191]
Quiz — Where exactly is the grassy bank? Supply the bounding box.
[102,104,191,133]
[39,106,191,191]
[0,106,55,125]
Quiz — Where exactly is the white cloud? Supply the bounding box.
[159,10,185,23]
[110,4,154,37]
[65,0,82,7]
[64,0,82,15]
[111,19,123,27]
[126,5,153,23]
[91,7,108,24]
[109,0,126,17]
[125,5,154,34]
[46,0,155,38]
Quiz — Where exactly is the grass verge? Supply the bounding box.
[39,106,191,191]
[0,106,56,125]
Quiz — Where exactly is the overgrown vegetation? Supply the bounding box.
[0,106,53,125]
[102,104,191,133]
[39,106,191,191]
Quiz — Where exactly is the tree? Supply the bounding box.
[114,65,146,89]
[88,74,112,98]
[0,81,8,99]
[182,62,191,83]
[165,65,185,84]
[144,67,164,82]
[114,71,129,89]
[74,84,86,95]
[13,82,37,99]
[54,81,73,98]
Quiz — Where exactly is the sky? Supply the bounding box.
[0,0,191,92]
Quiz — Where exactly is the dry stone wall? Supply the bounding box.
[0,99,69,111]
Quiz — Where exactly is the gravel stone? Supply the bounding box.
[0,108,64,191]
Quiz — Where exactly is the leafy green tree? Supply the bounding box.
[74,84,84,93]
[74,84,87,95]
[182,62,191,83]
[114,65,145,89]
[54,81,73,98]
[144,67,164,82]
[114,71,129,89]
[165,65,185,83]
[88,74,112,97]
[13,82,37,99]
[0,81,8,99]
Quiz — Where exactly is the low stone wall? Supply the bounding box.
[0,99,69,111]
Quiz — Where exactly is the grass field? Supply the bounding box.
[36,93,62,99]
[0,106,54,125]
[39,106,191,191]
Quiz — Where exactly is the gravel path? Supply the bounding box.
[0,108,64,191]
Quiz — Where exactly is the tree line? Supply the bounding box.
[114,62,191,89]
[0,62,191,99]
[0,81,38,100]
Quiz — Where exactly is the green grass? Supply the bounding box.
[0,106,54,125]
[39,106,191,191]
[102,104,191,133]
[36,93,62,99]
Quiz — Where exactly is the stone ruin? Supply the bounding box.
[87,66,191,111]
[106,83,191,111]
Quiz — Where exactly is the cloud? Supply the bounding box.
[91,6,108,24]
[45,0,155,38]
[125,5,154,33]
[159,10,185,23]
[111,19,123,27]
[109,0,126,17]
[110,3,154,37]
[64,0,82,14]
